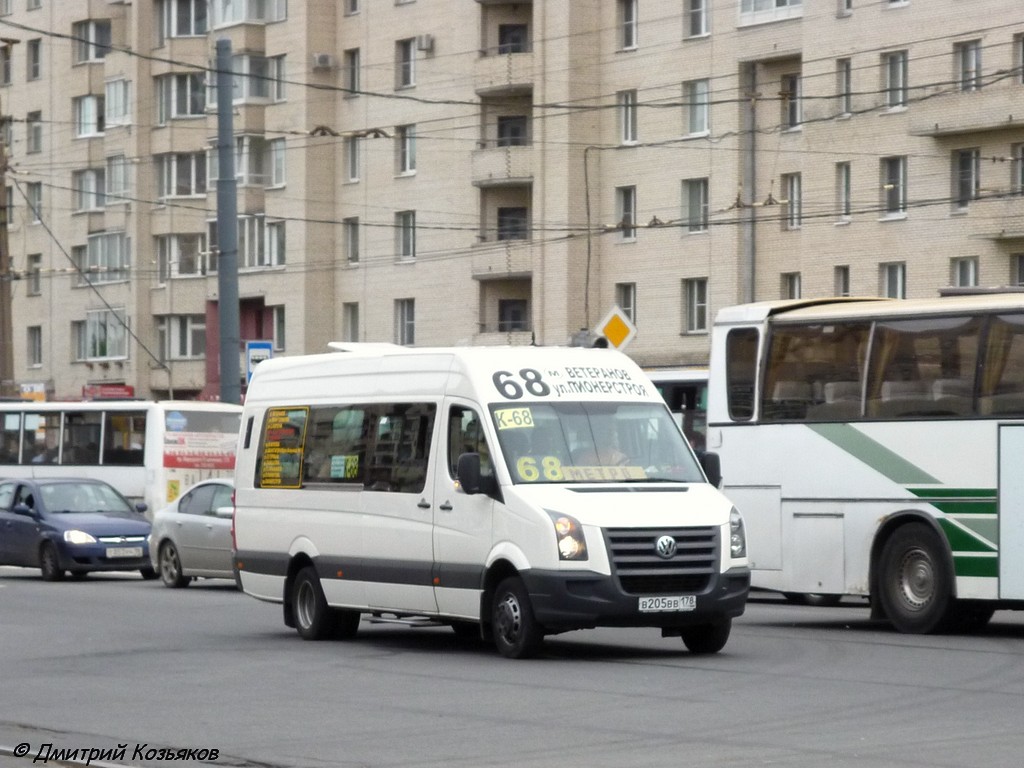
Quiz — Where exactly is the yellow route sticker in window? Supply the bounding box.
[494,407,534,430]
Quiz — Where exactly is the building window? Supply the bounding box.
[834,265,850,297]
[156,73,205,123]
[836,162,851,220]
[156,152,207,198]
[207,214,284,270]
[740,0,802,25]
[269,138,286,186]
[75,232,129,284]
[157,0,208,43]
[781,73,801,129]
[684,79,709,135]
[618,89,637,144]
[27,0,41,9]
[211,0,286,27]
[27,326,42,366]
[1013,143,1024,195]
[344,48,360,93]
[73,95,105,137]
[156,233,207,280]
[615,282,636,322]
[682,178,709,232]
[26,111,41,153]
[496,115,528,147]
[882,156,907,216]
[272,306,285,351]
[498,24,529,54]
[497,207,528,240]
[685,0,707,37]
[270,55,286,101]
[345,136,360,181]
[616,185,636,240]
[105,79,131,126]
[26,181,41,222]
[396,299,415,345]
[397,210,416,259]
[27,253,41,295]
[881,262,906,298]
[498,299,529,331]
[72,20,111,63]
[396,38,415,88]
[883,50,908,108]
[74,308,129,361]
[619,0,637,49]
[836,58,852,115]
[782,272,801,299]
[1012,254,1024,286]
[345,0,360,15]
[72,168,105,211]
[951,257,978,288]
[106,155,130,203]
[344,217,360,263]
[683,278,708,333]
[158,315,206,360]
[0,117,11,149]
[225,54,271,103]
[26,39,40,80]
[955,40,982,92]
[783,173,801,229]
[397,124,416,174]
[343,302,360,342]
[953,148,980,210]
[214,134,274,186]
[0,45,11,84]
[0,0,10,16]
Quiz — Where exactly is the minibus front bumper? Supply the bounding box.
[520,566,750,632]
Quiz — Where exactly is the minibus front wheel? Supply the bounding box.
[292,565,360,641]
[491,576,544,659]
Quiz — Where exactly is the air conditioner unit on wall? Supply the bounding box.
[416,34,434,52]
[312,53,336,70]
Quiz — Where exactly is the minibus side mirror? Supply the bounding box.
[698,451,722,488]
[456,452,482,494]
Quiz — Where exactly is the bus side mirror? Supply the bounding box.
[456,452,482,494]
[699,451,722,488]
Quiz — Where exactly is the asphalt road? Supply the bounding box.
[2,567,1023,768]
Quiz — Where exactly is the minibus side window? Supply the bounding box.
[302,405,369,485]
[447,406,493,481]
[365,403,436,494]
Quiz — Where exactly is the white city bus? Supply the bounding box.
[708,294,1024,633]
[0,400,242,516]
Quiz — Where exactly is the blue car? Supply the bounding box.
[0,477,155,581]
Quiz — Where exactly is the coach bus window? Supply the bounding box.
[725,328,758,421]
[980,313,1024,415]
[1,413,21,463]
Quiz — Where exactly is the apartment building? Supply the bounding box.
[1,0,1022,399]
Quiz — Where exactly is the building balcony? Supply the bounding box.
[471,144,533,186]
[471,239,534,280]
[909,83,1024,137]
[473,329,534,345]
[475,50,534,95]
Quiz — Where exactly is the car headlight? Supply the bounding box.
[729,507,747,559]
[546,511,588,561]
[64,529,97,545]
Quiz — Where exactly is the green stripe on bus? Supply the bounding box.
[939,518,996,553]
[807,423,939,484]
[952,555,998,579]
[907,488,996,501]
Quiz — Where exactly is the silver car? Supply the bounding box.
[149,479,235,588]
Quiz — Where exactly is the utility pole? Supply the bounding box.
[0,89,14,398]
[215,38,241,404]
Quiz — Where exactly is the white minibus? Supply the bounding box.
[232,344,749,658]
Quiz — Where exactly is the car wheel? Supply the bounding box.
[292,566,360,641]
[680,619,732,654]
[158,542,191,588]
[39,542,65,582]
[140,567,159,580]
[878,522,955,634]
[491,576,544,659]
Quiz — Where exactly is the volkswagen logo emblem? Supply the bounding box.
[655,535,677,559]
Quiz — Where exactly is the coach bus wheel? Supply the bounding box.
[878,523,954,634]
[39,542,65,582]
[491,577,544,659]
[783,592,842,607]
[680,618,731,654]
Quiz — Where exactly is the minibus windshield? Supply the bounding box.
[490,401,705,484]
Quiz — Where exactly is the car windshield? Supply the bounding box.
[490,401,705,485]
[39,482,134,514]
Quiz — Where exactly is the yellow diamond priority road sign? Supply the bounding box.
[596,305,637,349]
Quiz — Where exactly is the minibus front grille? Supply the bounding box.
[605,526,719,596]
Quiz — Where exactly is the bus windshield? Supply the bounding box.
[490,401,704,484]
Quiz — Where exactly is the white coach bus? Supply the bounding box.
[0,400,242,516]
[232,343,749,658]
[708,294,1024,633]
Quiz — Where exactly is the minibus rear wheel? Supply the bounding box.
[292,565,360,641]
[491,577,543,659]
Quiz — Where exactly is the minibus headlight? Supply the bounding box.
[64,529,97,545]
[729,507,747,559]
[547,511,588,561]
